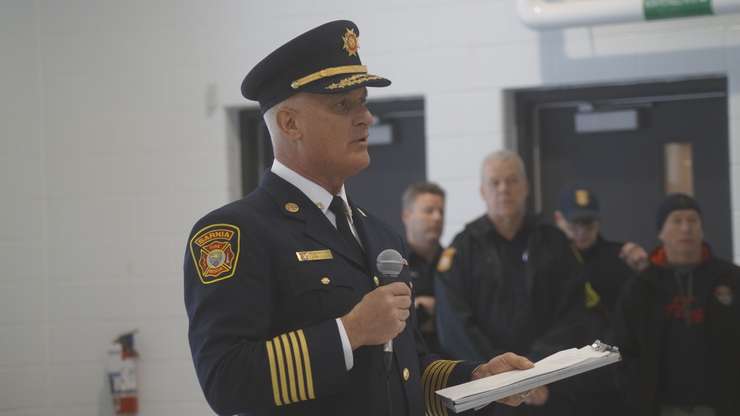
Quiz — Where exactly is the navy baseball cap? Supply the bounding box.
[559,187,600,222]
[241,20,391,111]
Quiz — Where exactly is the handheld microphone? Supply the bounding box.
[376,249,406,372]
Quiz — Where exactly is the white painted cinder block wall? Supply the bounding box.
[1,1,739,415]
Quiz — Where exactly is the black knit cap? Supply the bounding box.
[241,20,391,111]
[656,193,702,231]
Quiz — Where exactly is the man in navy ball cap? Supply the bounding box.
[185,20,533,416]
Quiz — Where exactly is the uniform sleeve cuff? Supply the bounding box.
[335,318,354,370]
[422,359,481,416]
[265,320,349,406]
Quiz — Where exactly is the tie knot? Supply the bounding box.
[329,195,348,217]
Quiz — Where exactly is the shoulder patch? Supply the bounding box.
[437,247,456,272]
[189,223,241,284]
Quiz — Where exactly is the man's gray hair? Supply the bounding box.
[481,149,527,181]
[262,105,280,144]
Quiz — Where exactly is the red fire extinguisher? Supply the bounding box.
[107,331,139,415]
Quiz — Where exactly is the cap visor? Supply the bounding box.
[301,73,391,94]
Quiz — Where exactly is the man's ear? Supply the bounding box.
[275,106,301,141]
[657,227,666,245]
[401,208,411,227]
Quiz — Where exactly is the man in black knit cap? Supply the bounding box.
[615,193,740,416]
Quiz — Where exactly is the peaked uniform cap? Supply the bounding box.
[241,20,391,111]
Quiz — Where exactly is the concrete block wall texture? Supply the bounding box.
[1,0,739,414]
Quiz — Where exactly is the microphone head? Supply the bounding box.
[376,249,405,277]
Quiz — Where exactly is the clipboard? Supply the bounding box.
[435,340,621,413]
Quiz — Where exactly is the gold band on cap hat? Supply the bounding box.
[290,65,367,89]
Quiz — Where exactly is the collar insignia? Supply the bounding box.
[284,202,300,213]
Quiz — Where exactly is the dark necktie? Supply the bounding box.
[328,195,365,260]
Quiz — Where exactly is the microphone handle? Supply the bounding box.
[383,340,393,372]
[379,271,399,373]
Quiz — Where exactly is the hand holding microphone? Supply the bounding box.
[340,249,410,352]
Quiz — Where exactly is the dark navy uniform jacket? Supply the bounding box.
[184,172,475,416]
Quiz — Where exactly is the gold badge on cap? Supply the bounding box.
[575,189,590,207]
[342,28,359,56]
[284,202,300,213]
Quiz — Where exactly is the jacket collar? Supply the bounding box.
[270,159,351,218]
[470,213,538,240]
[259,171,367,271]
[649,243,712,267]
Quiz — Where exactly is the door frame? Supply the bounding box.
[506,75,727,213]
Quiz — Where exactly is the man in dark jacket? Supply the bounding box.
[615,194,740,416]
[401,182,446,354]
[555,186,644,343]
[184,20,533,416]
[435,150,586,413]
[554,187,641,416]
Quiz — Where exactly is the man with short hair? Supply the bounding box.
[615,194,740,416]
[184,21,533,416]
[435,150,585,411]
[401,182,445,353]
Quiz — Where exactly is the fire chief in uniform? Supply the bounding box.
[184,20,533,416]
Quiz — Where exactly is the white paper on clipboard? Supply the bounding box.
[435,340,621,413]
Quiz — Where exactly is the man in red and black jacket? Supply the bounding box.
[614,194,740,416]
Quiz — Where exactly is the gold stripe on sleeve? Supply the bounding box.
[281,334,299,403]
[440,361,459,392]
[437,361,461,415]
[423,360,462,416]
[272,335,292,405]
[296,329,316,399]
[432,361,454,416]
[289,331,308,401]
[424,360,448,416]
[265,340,283,406]
[422,360,445,413]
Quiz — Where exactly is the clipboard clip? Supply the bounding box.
[590,339,619,353]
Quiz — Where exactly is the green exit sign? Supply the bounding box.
[644,0,713,20]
